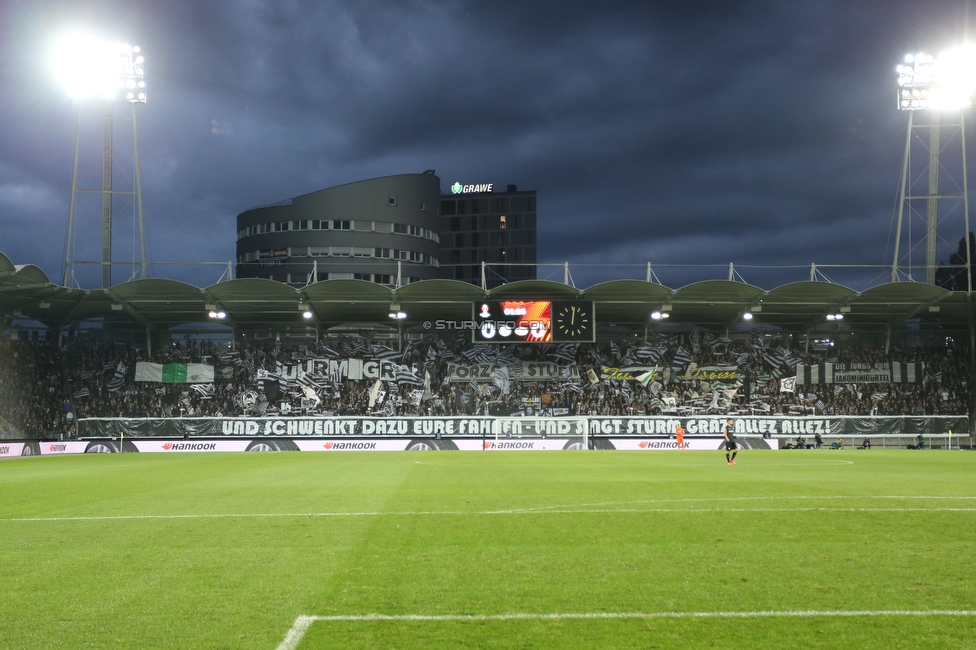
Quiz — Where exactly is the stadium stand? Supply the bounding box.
[1,335,969,438]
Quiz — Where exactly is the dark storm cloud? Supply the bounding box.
[1,0,975,289]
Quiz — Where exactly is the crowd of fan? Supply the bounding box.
[0,332,970,437]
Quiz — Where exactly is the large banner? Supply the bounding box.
[795,362,925,385]
[78,414,967,439]
[448,362,580,382]
[601,365,741,383]
[585,415,966,436]
[274,358,400,382]
[135,362,214,383]
[80,416,585,438]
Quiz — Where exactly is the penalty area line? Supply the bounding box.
[275,610,976,650]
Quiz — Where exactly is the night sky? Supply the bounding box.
[1,0,975,290]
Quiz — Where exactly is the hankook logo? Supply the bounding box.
[638,440,681,449]
[324,442,377,450]
[162,442,216,451]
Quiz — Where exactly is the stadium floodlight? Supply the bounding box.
[650,310,669,321]
[891,45,974,290]
[52,33,146,103]
[897,48,976,111]
[56,32,148,290]
[742,311,754,321]
[388,303,407,320]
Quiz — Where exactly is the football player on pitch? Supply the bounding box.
[723,418,738,465]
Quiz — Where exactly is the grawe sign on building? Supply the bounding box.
[451,182,493,194]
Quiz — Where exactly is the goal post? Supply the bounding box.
[493,417,589,450]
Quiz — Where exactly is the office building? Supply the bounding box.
[236,173,442,287]
[439,184,536,287]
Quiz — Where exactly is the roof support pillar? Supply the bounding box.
[967,292,975,431]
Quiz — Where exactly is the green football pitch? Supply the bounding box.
[1,449,975,649]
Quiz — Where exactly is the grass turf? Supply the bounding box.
[0,449,974,648]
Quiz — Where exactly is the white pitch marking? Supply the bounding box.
[6,496,976,522]
[7,506,976,523]
[275,610,976,650]
[492,494,976,514]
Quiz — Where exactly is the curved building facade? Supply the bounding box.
[236,173,442,287]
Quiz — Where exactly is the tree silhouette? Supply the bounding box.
[936,232,976,291]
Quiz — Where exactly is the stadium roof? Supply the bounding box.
[1,251,972,335]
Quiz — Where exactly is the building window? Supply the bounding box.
[441,200,456,216]
[388,196,397,206]
[277,221,289,231]
[393,223,408,234]
[499,215,506,229]
[420,202,425,211]
[471,233,480,247]
[333,220,350,230]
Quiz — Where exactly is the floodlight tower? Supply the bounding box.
[891,49,974,290]
[56,35,147,288]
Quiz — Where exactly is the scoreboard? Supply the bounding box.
[472,300,594,343]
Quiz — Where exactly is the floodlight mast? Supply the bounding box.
[58,36,148,289]
[891,50,973,291]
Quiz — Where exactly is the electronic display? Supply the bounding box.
[472,300,594,343]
